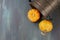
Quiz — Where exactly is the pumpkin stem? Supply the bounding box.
[41,32,47,36]
[46,16,53,21]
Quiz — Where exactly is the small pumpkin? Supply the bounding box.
[27,9,40,22]
[39,20,53,33]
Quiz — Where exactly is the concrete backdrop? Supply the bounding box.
[0,0,60,40]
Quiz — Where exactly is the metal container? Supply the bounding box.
[30,0,58,17]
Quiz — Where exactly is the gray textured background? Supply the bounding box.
[0,0,60,40]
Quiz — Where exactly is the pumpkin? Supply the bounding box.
[39,20,53,33]
[27,9,40,22]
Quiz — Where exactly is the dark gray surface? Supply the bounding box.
[0,0,60,40]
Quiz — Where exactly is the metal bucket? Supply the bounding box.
[30,0,58,17]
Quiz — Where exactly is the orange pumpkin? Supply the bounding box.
[27,9,40,22]
[39,20,53,33]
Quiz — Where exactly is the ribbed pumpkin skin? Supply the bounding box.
[27,9,40,22]
[39,20,53,33]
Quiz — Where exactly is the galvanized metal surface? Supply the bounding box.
[0,0,60,40]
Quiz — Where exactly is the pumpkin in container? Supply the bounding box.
[27,9,40,22]
[39,19,53,35]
